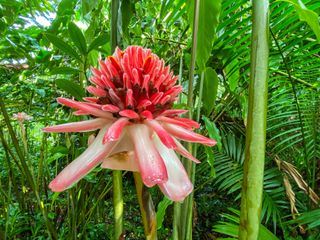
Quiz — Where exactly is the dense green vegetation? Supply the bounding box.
[0,0,319,239]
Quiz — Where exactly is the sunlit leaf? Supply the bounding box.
[44,33,82,62]
[188,0,222,70]
[279,0,320,43]
[156,197,173,230]
[203,67,218,114]
[68,22,87,55]
[55,79,85,100]
[88,33,108,52]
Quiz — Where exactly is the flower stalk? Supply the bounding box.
[110,0,124,238]
[133,173,157,240]
[174,0,200,239]
[239,0,269,239]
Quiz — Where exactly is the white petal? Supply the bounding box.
[153,134,193,202]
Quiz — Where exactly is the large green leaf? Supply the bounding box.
[156,197,173,230]
[88,33,108,53]
[279,0,320,43]
[55,79,85,100]
[213,209,279,240]
[121,0,134,39]
[203,67,218,114]
[81,0,98,17]
[188,0,222,70]
[68,22,87,55]
[45,33,82,62]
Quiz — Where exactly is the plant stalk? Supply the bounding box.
[133,173,157,240]
[111,0,123,239]
[113,170,124,239]
[174,0,200,239]
[239,0,269,239]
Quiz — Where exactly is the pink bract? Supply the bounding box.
[44,46,216,201]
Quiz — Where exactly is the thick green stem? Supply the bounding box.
[133,173,157,240]
[173,52,185,239]
[111,0,120,52]
[113,170,124,239]
[174,1,200,239]
[110,0,124,239]
[239,1,269,239]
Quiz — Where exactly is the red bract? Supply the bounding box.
[44,46,216,201]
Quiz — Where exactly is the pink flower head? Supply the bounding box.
[43,46,216,201]
[13,112,33,122]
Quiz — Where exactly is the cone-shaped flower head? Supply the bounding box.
[44,46,216,201]
[13,112,33,122]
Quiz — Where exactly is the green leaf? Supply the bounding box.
[188,0,222,70]
[156,197,173,230]
[45,33,82,62]
[47,152,66,164]
[68,22,87,55]
[203,67,218,114]
[279,0,320,43]
[203,116,222,151]
[204,146,216,177]
[225,58,239,92]
[88,33,108,52]
[55,79,85,100]
[81,0,98,17]
[121,0,134,38]
[57,0,77,17]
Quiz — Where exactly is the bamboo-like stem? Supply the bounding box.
[133,173,157,240]
[196,72,205,122]
[175,0,201,239]
[113,170,124,239]
[238,1,269,239]
[111,0,123,239]
[173,52,185,239]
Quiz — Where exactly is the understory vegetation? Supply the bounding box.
[0,0,319,239]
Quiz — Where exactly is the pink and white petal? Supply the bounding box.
[119,109,140,119]
[173,138,200,163]
[43,118,110,133]
[173,117,200,129]
[140,110,153,119]
[102,104,120,113]
[73,110,89,116]
[159,109,188,117]
[156,116,193,130]
[103,117,130,143]
[145,119,176,149]
[162,123,216,146]
[57,98,113,119]
[153,135,193,202]
[128,124,168,187]
[49,125,119,192]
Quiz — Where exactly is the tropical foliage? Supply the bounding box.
[0,0,319,239]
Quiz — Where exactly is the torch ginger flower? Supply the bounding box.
[43,46,216,201]
[13,112,33,122]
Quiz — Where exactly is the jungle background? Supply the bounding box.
[0,0,319,239]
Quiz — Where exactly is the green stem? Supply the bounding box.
[111,0,124,239]
[111,0,120,51]
[133,173,157,240]
[238,1,269,239]
[113,170,124,239]
[174,0,200,239]
[196,72,205,122]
